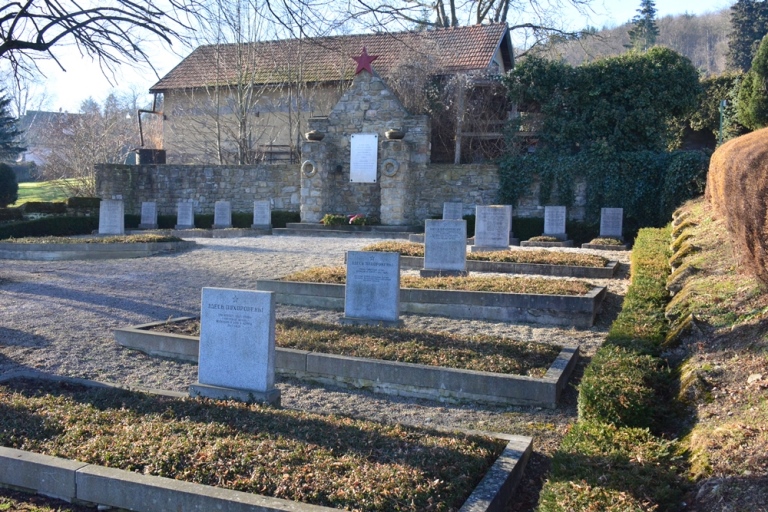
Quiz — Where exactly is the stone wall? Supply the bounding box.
[95,163,300,215]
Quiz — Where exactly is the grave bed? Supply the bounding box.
[397,255,619,278]
[519,240,575,248]
[581,242,630,251]
[254,280,606,328]
[115,317,579,408]
[0,240,196,260]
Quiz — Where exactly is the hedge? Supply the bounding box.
[0,216,98,239]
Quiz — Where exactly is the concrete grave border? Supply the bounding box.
[0,373,532,512]
[0,240,196,261]
[519,240,575,248]
[254,280,606,328]
[397,255,619,278]
[581,243,630,251]
[114,317,579,408]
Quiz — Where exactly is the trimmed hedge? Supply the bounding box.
[66,197,101,209]
[20,201,68,214]
[0,216,98,240]
[0,208,23,222]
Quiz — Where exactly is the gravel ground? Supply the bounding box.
[0,235,631,511]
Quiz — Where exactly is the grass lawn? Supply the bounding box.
[12,180,72,205]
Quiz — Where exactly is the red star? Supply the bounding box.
[352,47,378,75]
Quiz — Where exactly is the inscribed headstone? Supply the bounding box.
[600,208,624,239]
[139,201,158,229]
[98,199,124,235]
[176,202,194,229]
[350,133,378,183]
[424,220,467,271]
[344,251,400,323]
[442,202,464,220]
[213,200,232,229]
[474,205,511,248]
[252,200,271,229]
[544,206,567,239]
[197,287,276,393]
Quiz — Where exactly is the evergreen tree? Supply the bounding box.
[0,163,18,207]
[627,0,660,52]
[0,93,23,161]
[727,0,768,72]
[737,34,768,129]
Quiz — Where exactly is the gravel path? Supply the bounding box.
[0,235,631,511]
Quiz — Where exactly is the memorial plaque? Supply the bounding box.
[600,208,624,239]
[139,201,158,229]
[424,220,467,271]
[197,287,276,393]
[98,199,124,235]
[544,206,567,238]
[474,205,511,248]
[350,133,378,183]
[176,202,194,229]
[442,202,464,220]
[344,251,400,323]
[213,200,232,229]
[252,200,272,229]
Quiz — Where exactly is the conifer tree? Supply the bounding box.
[737,34,768,129]
[0,93,22,161]
[627,0,660,52]
[727,0,768,71]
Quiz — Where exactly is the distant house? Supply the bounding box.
[150,23,514,164]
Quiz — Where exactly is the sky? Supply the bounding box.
[29,0,736,114]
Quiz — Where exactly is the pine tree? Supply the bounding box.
[627,0,660,52]
[0,163,18,207]
[737,34,768,129]
[727,0,768,72]
[0,93,23,161]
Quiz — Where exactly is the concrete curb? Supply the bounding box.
[128,228,272,238]
[0,374,533,512]
[114,318,579,407]
[0,240,196,261]
[519,240,574,248]
[581,243,630,251]
[254,280,606,328]
[398,255,619,278]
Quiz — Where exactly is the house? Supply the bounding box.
[149,23,514,164]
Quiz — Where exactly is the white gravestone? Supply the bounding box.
[176,202,194,229]
[600,208,624,239]
[343,251,401,326]
[422,220,467,277]
[350,133,378,183]
[98,199,124,235]
[138,201,158,229]
[473,205,511,250]
[544,206,567,240]
[252,200,272,229]
[213,200,232,229]
[191,288,280,405]
[442,202,464,220]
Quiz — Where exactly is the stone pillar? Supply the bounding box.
[379,139,410,225]
[300,118,331,223]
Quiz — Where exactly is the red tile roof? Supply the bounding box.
[150,23,510,91]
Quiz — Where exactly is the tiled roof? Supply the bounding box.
[150,23,509,91]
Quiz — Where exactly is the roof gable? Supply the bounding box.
[151,23,510,92]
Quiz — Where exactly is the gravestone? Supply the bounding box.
[471,205,512,252]
[213,201,232,229]
[544,206,567,240]
[252,200,272,230]
[442,202,464,220]
[138,201,158,229]
[422,219,467,277]
[98,199,124,235]
[176,202,194,230]
[600,208,624,239]
[190,287,280,405]
[343,251,401,326]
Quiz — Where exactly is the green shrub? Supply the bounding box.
[321,213,346,226]
[124,214,140,229]
[0,216,98,239]
[232,212,251,228]
[272,210,300,228]
[0,207,23,222]
[66,197,101,209]
[20,201,67,214]
[0,162,18,207]
[195,214,214,229]
[158,215,176,229]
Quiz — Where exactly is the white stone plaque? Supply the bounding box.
[600,208,624,238]
[474,205,511,248]
[345,251,400,322]
[98,199,124,235]
[198,288,276,393]
[213,200,232,229]
[176,202,194,229]
[350,133,378,183]
[544,206,567,238]
[424,220,467,271]
[139,201,158,229]
[442,202,464,220]
[252,200,271,228]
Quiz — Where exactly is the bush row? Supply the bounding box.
[539,226,687,512]
[0,216,99,240]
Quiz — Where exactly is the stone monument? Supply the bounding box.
[543,206,567,240]
[190,287,280,405]
[600,208,624,239]
[98,199,124,235]
[176,202,195,230]
[213,201,232,229]
[252,200,272,230]
[471,205,512,252]
[343,251,401,326]
[442,202,464,220]
[138,201,158,230]
[422,219,468,277]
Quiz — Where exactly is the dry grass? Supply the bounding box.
[281,266,594,295]
[1,234,182,244]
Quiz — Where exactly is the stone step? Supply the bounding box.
[284,222,422,233]
[272,228,414,239]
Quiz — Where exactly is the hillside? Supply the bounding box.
[536,10,730,75]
